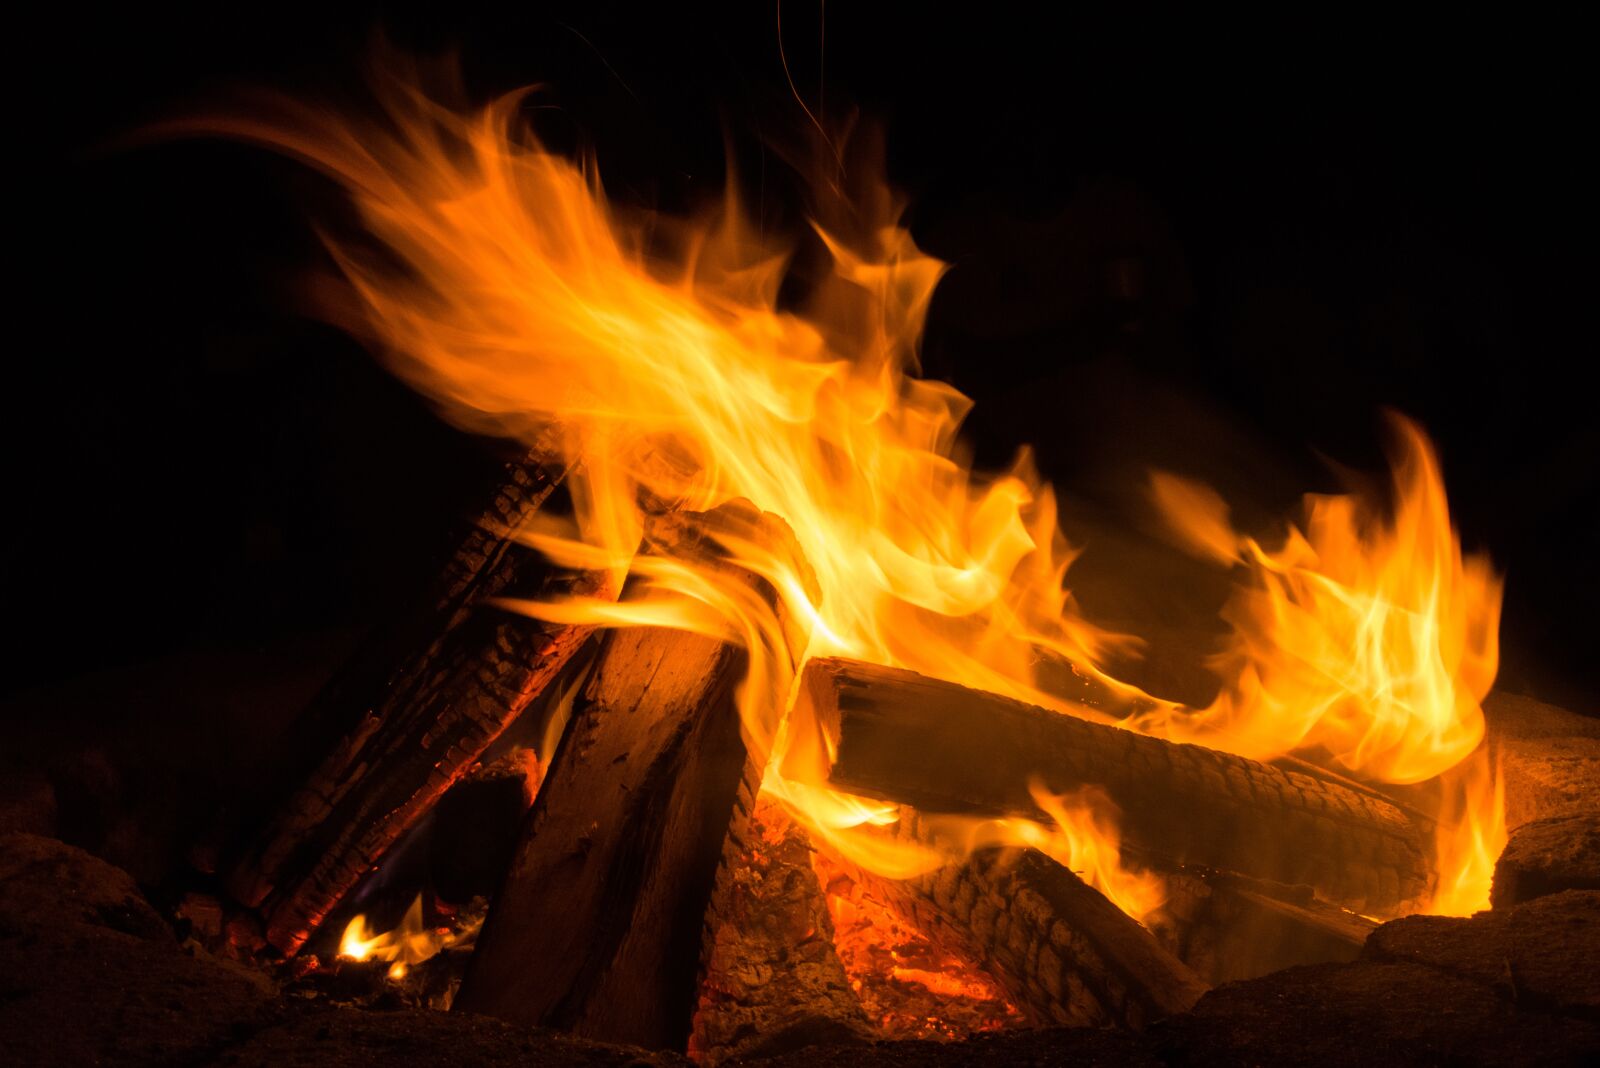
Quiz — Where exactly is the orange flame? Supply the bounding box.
[184,57,1504,920]
[1428,752,1507,916]
[1142,416,1505,911]
[339,895,471,981]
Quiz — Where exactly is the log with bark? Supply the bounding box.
[455,502,814,1052]
[225,447,613,955]
[793,658,1432,915]
[853,808,1207,1030]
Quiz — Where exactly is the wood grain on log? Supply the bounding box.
[796,657,1432,915]
[454,502,813,1052]
[859,809,1207,1029]
[226,449,612,955]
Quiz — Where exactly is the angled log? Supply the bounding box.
[1155,864,1377,985]
[860,808,1205,1029]
[796,657,1432,915]
[455,503,814,1052]
[226,447,613,956]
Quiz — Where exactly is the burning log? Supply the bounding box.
[1155,865,1377,985]
[795,658,1432,914]
[690,796,872,1063]
[226,450,612,955]
[455,502,813,1052]
[859,809,1207,1030]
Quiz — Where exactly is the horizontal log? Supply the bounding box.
[859,809,1207,1029]
[796,658,1432,915]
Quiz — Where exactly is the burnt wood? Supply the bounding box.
[226,448,613,955]
[691,796,871,1064]
[862,808,1207,1029]
[796,657,1433,915]
[1156,864,1377,985]
[454,503,812,1052]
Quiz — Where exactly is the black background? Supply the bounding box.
[9,4,1596,728]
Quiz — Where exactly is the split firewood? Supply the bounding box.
[794,657,1432,915]
[455,502,815,1053]
[1154,864,1377,985]
[226,447,613,955]
[690,796,873,1064]
[853,808,1206,1029]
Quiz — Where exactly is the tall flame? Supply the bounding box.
[1142,417,1506,910]
[180,57,1504,920]
[1142,418,1501,785]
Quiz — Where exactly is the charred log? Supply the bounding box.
[1154,864,1377,985]
[225,450,612,956]
[690,796,872,1063]
[856,809,1206,1029]
[455,503,813,1052]
[794,657,1432,915]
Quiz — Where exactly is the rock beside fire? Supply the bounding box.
[0,833,277,1067]
[0,831,169,940]
[1153,960,1596,1066]
[1484,692,1600,829]
[1492,814,1600,907]
[1364,890,1600,1023]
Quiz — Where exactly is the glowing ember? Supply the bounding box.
[814,850,1023,1039]
[182,54,1507,921]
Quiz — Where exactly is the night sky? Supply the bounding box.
[11,5,1596,723]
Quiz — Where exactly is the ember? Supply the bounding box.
[813,833,1024,1040]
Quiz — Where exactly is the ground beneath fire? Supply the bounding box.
[3,830,1597,1067]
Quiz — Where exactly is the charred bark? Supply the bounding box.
[690,796,872,1064]
[225,449,611,955]
[454,503,814,1053]
[860,809,1207,1029]
[795,657,1432,915]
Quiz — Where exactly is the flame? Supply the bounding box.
[338,895,471,980]
[815,848,1024,1039]
[1428,752,1508,916]
[989,785,1166,923]
[184,56,1504,922]
[1141,416,1505,910]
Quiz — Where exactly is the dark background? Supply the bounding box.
[9,4,1596,742]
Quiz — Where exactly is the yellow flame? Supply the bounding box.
[1141,416,1505,911]
[187,56,1503,921]
[935,785,1166,922]
[1428,752,1508,916]
[338,895,462,981]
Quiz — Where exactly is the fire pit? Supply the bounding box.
[7,10,1599,1066]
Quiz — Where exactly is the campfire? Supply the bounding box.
[10,41,1597,1068]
